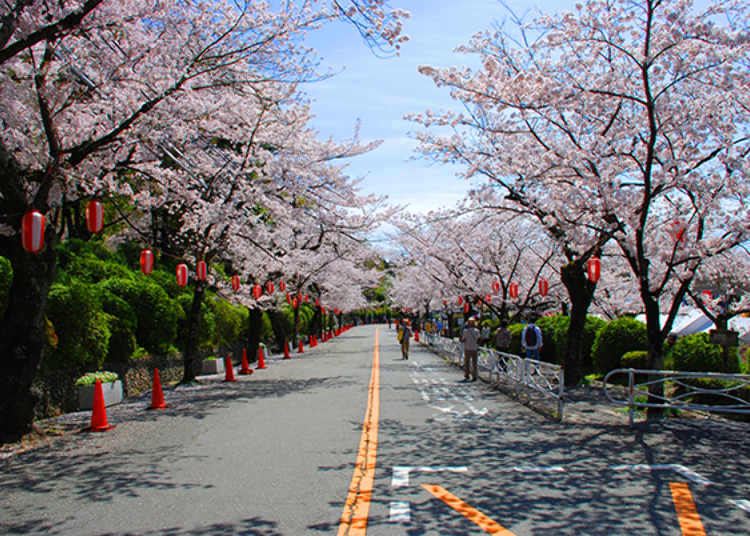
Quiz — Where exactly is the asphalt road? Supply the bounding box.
[2,325,750,535]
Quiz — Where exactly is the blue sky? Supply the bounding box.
[302,0,575,215]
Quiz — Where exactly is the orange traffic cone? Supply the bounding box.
[283,341,290,359]
[223,355,237,382]
[84,380,115,432]
[148,369,170,410]
[299,338,305,353]
[239,348,253,375]
[257,347,268,370]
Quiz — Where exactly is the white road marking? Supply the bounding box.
[610,464,714,485]
[392,466,469,488]
[730,500,750,514]
[514,466,565,473]
[389,501,411,522]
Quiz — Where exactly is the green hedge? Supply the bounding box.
[45,281,111,370]
[672,332,738,373]
[591,317,648,375]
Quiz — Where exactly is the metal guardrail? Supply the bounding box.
[424,333,565,420]
[603,368,750,426]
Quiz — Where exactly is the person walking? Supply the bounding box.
[461,317,481,381]
[399,320,412,359]
[495,320,511,354]
[521,316,543,360]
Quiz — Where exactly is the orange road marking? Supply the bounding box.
[338,327,381,536]
[670,482,707,536]
[421,484,517,535]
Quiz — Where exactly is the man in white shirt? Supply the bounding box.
[461,317,481,381]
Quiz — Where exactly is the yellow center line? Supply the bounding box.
[338,327,381,536]
[670,482,707,536]
[422,484,517,536]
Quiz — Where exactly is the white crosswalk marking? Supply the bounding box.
[389,501,411,522]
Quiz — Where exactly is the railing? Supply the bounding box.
[603,368,750,426]
[423,333,565,420]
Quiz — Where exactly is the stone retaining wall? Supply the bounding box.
[33,343,245,419]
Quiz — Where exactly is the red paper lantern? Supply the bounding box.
[21,210,45,253]
[267,282,274,294]
[509,282,519,299]
[539,278,549,297]
[443,300,448,307]
[279,281,286,292]
[253,284,262,300]
[231,275,240,292]
[492,280,500,293]
[478,300,483,308]
[176,264,188,287]
[485,294,492,303]
[458,296,463,305]
[335,308,340,315]
[587,257,601,283]
[305,294,309,302]
[196,260,207,281]
[315,298,320,307]
[286,292,291,304]
[292,298,298,309]
[86,199,104,234]
[322,307,327,315]
[140,249,154,275]
[464,302,470,314]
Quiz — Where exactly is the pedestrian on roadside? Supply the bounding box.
[399,320,413,359]
[521,316,543,360]
[495,320,511,354]
[461,317,481,381]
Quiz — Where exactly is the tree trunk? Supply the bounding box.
[246,307,263,363]
[0,227,58,442]
[180,279,207,384]
[267,310,286,353]
[644,298,666,419]
[559,259,597,386]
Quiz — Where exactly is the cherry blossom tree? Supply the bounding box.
[408,0,750,394]
[0,0,407,440]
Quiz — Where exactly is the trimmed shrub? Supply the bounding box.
[210,299,247,347]
[621,350,649,369]
[99,277,179,354]
[44,281,111,370]
[536,316,567,364]
[68,255,133,284]
[581,316,608,373]
[671,332,735,373]
[509,323,526,356]
[591,316,648,375]
[176,293,215,350]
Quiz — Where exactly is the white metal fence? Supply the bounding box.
[424,333,565,420]
[603,368,750,426]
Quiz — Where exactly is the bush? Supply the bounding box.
[99,277,179,354]
[67,255,133,284]
[591,316,648,375]
[55,238,114,268]
[508,323,526,356]
[671,332,735,373]
[176,293,215,350]
[536,316,568,364]
[621,350,649,369]
[44,281,111,370]
[581,316,608,373]
[210,299,247,347]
